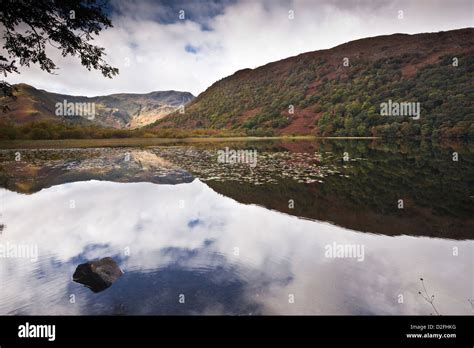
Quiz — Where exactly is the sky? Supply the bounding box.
[2,0,473,97]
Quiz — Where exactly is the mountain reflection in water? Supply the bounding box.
[0,140,472,315]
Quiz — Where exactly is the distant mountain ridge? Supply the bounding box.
[154,28,474,138]
[0,84,195,129]
[2,28,473,138]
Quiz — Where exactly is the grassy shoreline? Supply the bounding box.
[0,136,380,149]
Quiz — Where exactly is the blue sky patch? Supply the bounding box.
[185,44,199,54]
[188,218,203,228]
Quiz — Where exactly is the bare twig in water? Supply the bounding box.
[418,278,440,315]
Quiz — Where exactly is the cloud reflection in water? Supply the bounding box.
[0,180,471,315]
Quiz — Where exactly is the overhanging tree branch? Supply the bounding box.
[0,0,119,100]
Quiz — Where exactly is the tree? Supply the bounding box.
[0,0,118,102]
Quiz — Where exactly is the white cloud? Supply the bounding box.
[1,178,472,314]
[4,0,473,96]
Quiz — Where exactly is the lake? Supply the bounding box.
[0,139,472,315]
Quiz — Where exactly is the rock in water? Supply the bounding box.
[73,257,124,293]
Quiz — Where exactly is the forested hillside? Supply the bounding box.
[154,28,474,138]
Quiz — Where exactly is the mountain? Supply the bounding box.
[0,84,194,129]
[154,28,474,138]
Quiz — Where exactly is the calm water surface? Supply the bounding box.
[0,140,472,315]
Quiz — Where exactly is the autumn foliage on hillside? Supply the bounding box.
[154,28,474,138]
